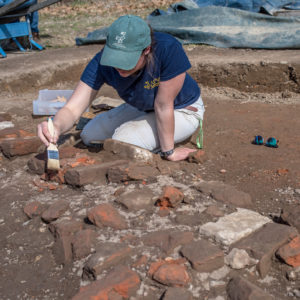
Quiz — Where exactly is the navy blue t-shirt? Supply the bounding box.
[81,32,200,112]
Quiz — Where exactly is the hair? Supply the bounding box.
[144,25,156,77]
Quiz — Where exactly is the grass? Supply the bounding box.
[38,0,178,48]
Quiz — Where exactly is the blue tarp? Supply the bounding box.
[75,1,300,49]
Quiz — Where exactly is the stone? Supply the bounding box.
[104,138,157,163]
[41,200,69,223]
[142,230,194,254]
[196,181,253,208]
[65,160,127,186]
[281,205,300,232]
[87,203,127,230]
[107,162,159,184]
[23,201,47,218]
[187,149,206,164]
[82,243,133,280]
[1,136,42,158]
[200,208,271,246]
[27,152,46,175]
[227,276,275,300]
[72,266,140,300]
[153,264,190,287]
[180,240,224,272]
[162,287,193,300]
[276,236,300,267]
[115,187,156,210]
[225,248,257,269]
[156,186,184,208]
[232,222,298,277]
[72,229,97,260]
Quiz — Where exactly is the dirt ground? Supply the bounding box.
[1,1,300,299]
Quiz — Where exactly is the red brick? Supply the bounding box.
[276,236,300,267]
[87,203,127,230]
[65,160,127,186]
[1,136,42,157]
[23,201,47,219]
[107,162,159,184]
[156,186,184,208]
[72,266,140,300]
[72,229,97,260]
[153,264,190,287]
[0,128,35,141]
[83,244,133,280]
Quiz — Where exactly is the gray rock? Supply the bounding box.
[225,248,257,269]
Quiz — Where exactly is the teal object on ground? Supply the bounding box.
[265,137,279,148]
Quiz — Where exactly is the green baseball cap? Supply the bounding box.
[100,15,151,70]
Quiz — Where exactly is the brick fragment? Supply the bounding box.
[23,201,47,219]
[107,162,159,184]
[41,200,69,223]
[65,160,127,186]
[156,186,184,208]
[87,203,127,230]
[72,266,140,300]
[0,128,35,140]
[188,149,206,164]
[276,236,300,267]
[83,243,133,280]
[231,222,298,277]
[72,229,97,260]
[0,113,12,122]
[153,264,190,287]
[180,240,224,272]
[227,276,275,300]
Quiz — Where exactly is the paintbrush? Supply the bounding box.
[47,117,60,170]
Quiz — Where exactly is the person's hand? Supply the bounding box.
[166,147,197,161]
[37,120,60,147]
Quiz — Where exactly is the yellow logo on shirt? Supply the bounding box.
[144,77,160,90]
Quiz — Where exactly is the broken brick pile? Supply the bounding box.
[1,127,300,299]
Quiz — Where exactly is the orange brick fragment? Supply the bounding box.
[277,236,300,267]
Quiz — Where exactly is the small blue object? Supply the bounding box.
[252,135,264,145]
[265,137,278,148]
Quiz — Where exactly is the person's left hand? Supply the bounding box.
[166,147,197,161]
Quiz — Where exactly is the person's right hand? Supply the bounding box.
[37,120,60,147]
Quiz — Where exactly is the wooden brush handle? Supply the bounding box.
[48,117,55,138]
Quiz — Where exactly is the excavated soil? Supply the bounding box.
[0,44,300,300]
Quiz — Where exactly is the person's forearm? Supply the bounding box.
[155,100,175,151]
[52,106,78,135]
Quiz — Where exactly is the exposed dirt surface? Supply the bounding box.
[1,2,300,299]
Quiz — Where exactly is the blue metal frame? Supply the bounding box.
[0,15,42,58]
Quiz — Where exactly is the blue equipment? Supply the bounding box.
[0,0,60,58]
